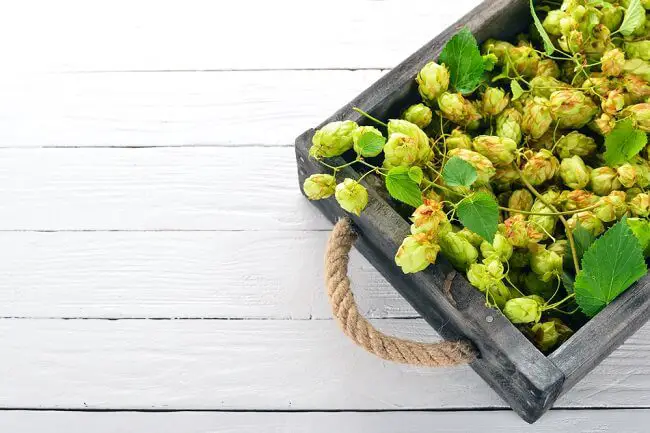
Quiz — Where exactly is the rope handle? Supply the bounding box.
[324,218,477,367]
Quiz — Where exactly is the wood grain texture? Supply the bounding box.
[0,231,414,319]
[0,0,482,72]
[0,70,384,147]
[0,319,649,410]
[0,147,327,231]
[1,409,649,433]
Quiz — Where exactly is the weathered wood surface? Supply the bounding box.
[1,0,649,429]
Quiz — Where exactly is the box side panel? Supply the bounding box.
[549,278,650,393]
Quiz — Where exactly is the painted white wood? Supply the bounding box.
[0,231,414,319]
[1,410,649,433]
[0,0,482,72]
[0,147,329,231]
[1,319,650,410]
[0,70,384,147]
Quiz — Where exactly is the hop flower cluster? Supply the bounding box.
[302,0,650,353]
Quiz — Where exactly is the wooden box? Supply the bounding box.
[294,0,650,423]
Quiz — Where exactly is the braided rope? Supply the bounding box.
[324,219,477,367]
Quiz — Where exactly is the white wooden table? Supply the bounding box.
[0,1,649,431]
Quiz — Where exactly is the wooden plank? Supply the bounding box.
[0,70,384,147]
[1,319,650,410]
[0,231,415,319]
[0,0,482,72]
[0,147,328,231]
[0,409,649,433]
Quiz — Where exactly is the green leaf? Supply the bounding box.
[408,166,424,185]
[510,80,525,101]
[619,0,645,36]
[573,223,596,260]
[439,27,485,94]
[574,218,648,317]
[603,119,648,166]
[385,167,423,208]
[456,191,499,242]
[356,132,386,157]
[530,0,555,55]
[628,218,650,257]
[561,271,575,294]
[442,156,478,187]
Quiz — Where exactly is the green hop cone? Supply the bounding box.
[624,59,650,83]
[410,199,452,241]
[561,189,599,212]
[508,189,534,216]
[625,41,650,61]
[467,263,490,290]
[536,59,561,78]
[334,179,368,216]
[479,233,513,262]
[621,103,650,132]
[437,92,483,129]
[472,135,518,165]
[501,214,543,247]
[543,10,568,36]
[601,4,624,32]
[447,148,496,184]
[522,149,560,186]
[504,296,543,324]
[601,89,626,115]
[310,120,358,158]
[492,165,520,191]
[530,247,563,282]
[567,211,605,237]
[630,192,650,217]
[528,197,559,241]
[554,131,597,159]
[601,48,625,77]
[416,61,450,103]
[591,113,616,136]
[582,75,617,98]
[530,76,570,99]
[457,228,485,248]
[548,240,571,268]
[481,87,510,116]
[487,281,515,309]
[496,108,523,145]
[395,233,440,274]
[549,317,574,345]
[559,155,590,189]
[594,191,628,222]
[522,97,553,139]
[531,321,560,352]
[510,249,531,268]
[524,272,556,300]
[402,103,433,129]
[439,231,479,271]
[446,128,473,150]
[383,120,432,169]
[302,174,336,200]
[508,45,540,78]
[482,39,513,64]
[623,75,650,103]
[635,161,650,187]
[352,126,384,157]
[549,90,599,129]
[617,163,638,188]
[590,166,622,195]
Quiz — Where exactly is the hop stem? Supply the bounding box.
[513,162,581,273]
[352,107,388,128]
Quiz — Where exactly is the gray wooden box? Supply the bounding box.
[295,0,650,423]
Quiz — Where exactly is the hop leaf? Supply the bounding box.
[456,191,499,242]
[530,0,555,55]
[511,80,525,101]
[574,218,648,317]
[408,166,424,184]
[439,27,485,94]
[356,132,386,157]
[385,167,423,208]
[619,0,645,36]
[442,156,478,187]
[573,223,596,260]
[603,119,648,166]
